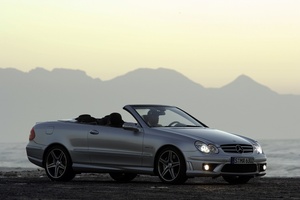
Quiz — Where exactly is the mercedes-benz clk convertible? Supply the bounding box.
[26,104,267,184]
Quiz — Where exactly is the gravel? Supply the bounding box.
[0,169,299,200]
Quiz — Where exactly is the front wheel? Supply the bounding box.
[109,172,137,182]
[156,147,187,184]
[45,145,75,181]
[222,175,252,184]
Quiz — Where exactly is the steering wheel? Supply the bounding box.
[168,121,181,127]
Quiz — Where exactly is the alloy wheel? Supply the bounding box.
[45,146,75,181]
[157,147,187,184]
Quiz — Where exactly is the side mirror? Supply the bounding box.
[122,122,141,132]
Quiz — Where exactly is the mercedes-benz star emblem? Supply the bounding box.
[236,145,244,153]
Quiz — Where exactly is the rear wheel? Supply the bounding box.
[222,175,252,184]
[45,145,75,181]
[156,147,187,184]
[109,172,137,182]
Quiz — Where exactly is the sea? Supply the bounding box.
[0,139,299,177]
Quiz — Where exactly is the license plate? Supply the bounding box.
[231,157,254,164]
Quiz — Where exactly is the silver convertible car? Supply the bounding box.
[26,104,267,184]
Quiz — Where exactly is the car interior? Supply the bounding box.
[75,113,124,128]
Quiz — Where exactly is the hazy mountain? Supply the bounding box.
[0,67,299,142]
[220,74,277,96]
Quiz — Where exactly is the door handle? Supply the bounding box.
[89,130,99,135]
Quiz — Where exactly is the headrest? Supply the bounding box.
[147,109,160,116]
[109,112,124,127]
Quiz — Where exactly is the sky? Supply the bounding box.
[1,0,299,94]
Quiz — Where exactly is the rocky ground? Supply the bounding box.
[0,169,299,200]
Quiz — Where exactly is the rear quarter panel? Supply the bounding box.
[32,121,94,165]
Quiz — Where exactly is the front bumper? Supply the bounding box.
[185,154,267,177]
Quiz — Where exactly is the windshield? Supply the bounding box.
[132,105,204,127]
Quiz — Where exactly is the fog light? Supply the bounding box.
[203,164,210,171]
[263,164,267,171]
[259,164,267,172]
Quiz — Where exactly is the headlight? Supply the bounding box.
[253,142,263,154]
[195,141,219,154]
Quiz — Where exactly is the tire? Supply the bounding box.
[156,147,188,184]
[45,145,75,181]
[222,175,252,184]
[109,172,137,182]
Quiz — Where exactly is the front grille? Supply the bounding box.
[221,144,253,153]
[221,164,257,173]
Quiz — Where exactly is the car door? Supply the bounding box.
[87,125,144,167]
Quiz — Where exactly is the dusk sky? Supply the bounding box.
[1,0,299,94]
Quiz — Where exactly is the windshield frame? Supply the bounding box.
[129,105,208,128]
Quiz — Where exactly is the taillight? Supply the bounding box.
[29,128,35,141]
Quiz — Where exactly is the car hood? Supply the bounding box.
[160,127,253,146]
